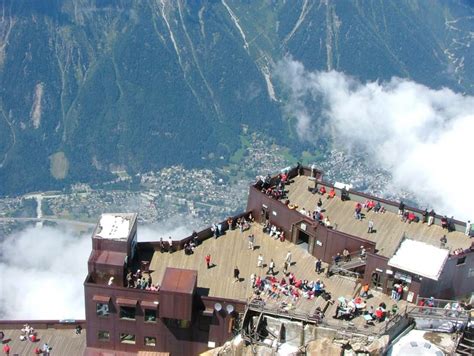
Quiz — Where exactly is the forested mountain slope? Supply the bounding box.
[0,0,472,195]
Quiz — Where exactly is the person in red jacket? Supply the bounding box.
[3,344,10,355]
[328,187,336,199]
[205,254,211,269]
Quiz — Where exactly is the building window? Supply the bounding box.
[120,306,136,320]
[120,333,136,345]
[164,318,190,329]
[96,303,110,317]
[394,271,412,284]
[456,256,466,265]
[98,330,110,341]
[144,309,157,323]
[144,336,156,347]
[198,315,211,332]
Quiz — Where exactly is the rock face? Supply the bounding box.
[0,0,472,195]
[306,338,342,355]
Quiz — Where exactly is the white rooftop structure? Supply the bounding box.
[387,330,445,356]
[95,214,133,240]
[388,239,449,281]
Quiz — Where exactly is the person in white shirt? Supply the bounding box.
[168,236,173,252]
[324,216,331,228]
[257,254,264,268]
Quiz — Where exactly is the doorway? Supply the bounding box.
[297,230,309,251]
[260,207,269,223]
[370,272,383,290]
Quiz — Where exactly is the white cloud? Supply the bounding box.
[0,226,91,320]
[0,215,203,320]
[139,215,202,242]
[275,57,474,221]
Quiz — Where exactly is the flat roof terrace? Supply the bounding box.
[149,224,405,331]
[95,213,136,240]
[285,176,471,258]
[150,224,356,302]
[0,326,86,355]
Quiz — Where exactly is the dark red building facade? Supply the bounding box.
[84,167,473,354]
[84,213,245,355]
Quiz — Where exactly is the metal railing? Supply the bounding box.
[246,298,409,338]
[248,300,321,324]
[406,297,470,322]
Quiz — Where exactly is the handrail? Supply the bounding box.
[406,305,469,320]
[246,299,408,338]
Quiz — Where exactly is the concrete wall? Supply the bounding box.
[84,281,230,354]
[420,251,474,300]
[247,185,376,264]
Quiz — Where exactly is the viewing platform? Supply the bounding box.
[285,175,472,257]
[149,223,406,331]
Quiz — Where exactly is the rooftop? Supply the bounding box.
[0,326,86,355]
[160,267,197,294]
[149,224,404,329]
[95,213,135,240]
[285,175,472,257]
[92,250,127,266]
[388,240,449,281]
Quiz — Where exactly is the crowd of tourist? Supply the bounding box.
[0,325,54,356]
[334,296,367,320]
[262,221,285,241]
[251,271,331,304]
[19,324,37,342]
[255,174,287,200]
[126,269,160,291]
[390,282,407,301]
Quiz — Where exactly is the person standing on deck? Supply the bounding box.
[267,259,275,275]
[466,220,471,236]
[285,251,292,265]
[398,201,405,216]
[315,259,322,274]
[205,254,211,269]
[250,273,256,288]
[422,209,428,223]
[168,236,173,252]
[368,220,374,233]
[257,254,264,268]
[233,266,240,282]
[248,234,255,250]
[428,209,435,226]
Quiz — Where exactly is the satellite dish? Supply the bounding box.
[226,304,234,314]
[214,303,222,312]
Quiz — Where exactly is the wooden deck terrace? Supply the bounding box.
[0,324,86,355]
[285,175,472,257]
[149,224,405,331]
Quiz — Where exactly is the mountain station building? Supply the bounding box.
[83,166,474,355]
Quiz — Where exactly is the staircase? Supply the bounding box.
[456,324,474,355]
[328,256,366,279]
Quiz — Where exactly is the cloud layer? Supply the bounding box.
[139,215,202,242]
[275,58,474,220]
[0,215,203,320]
[0,226,91,320]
